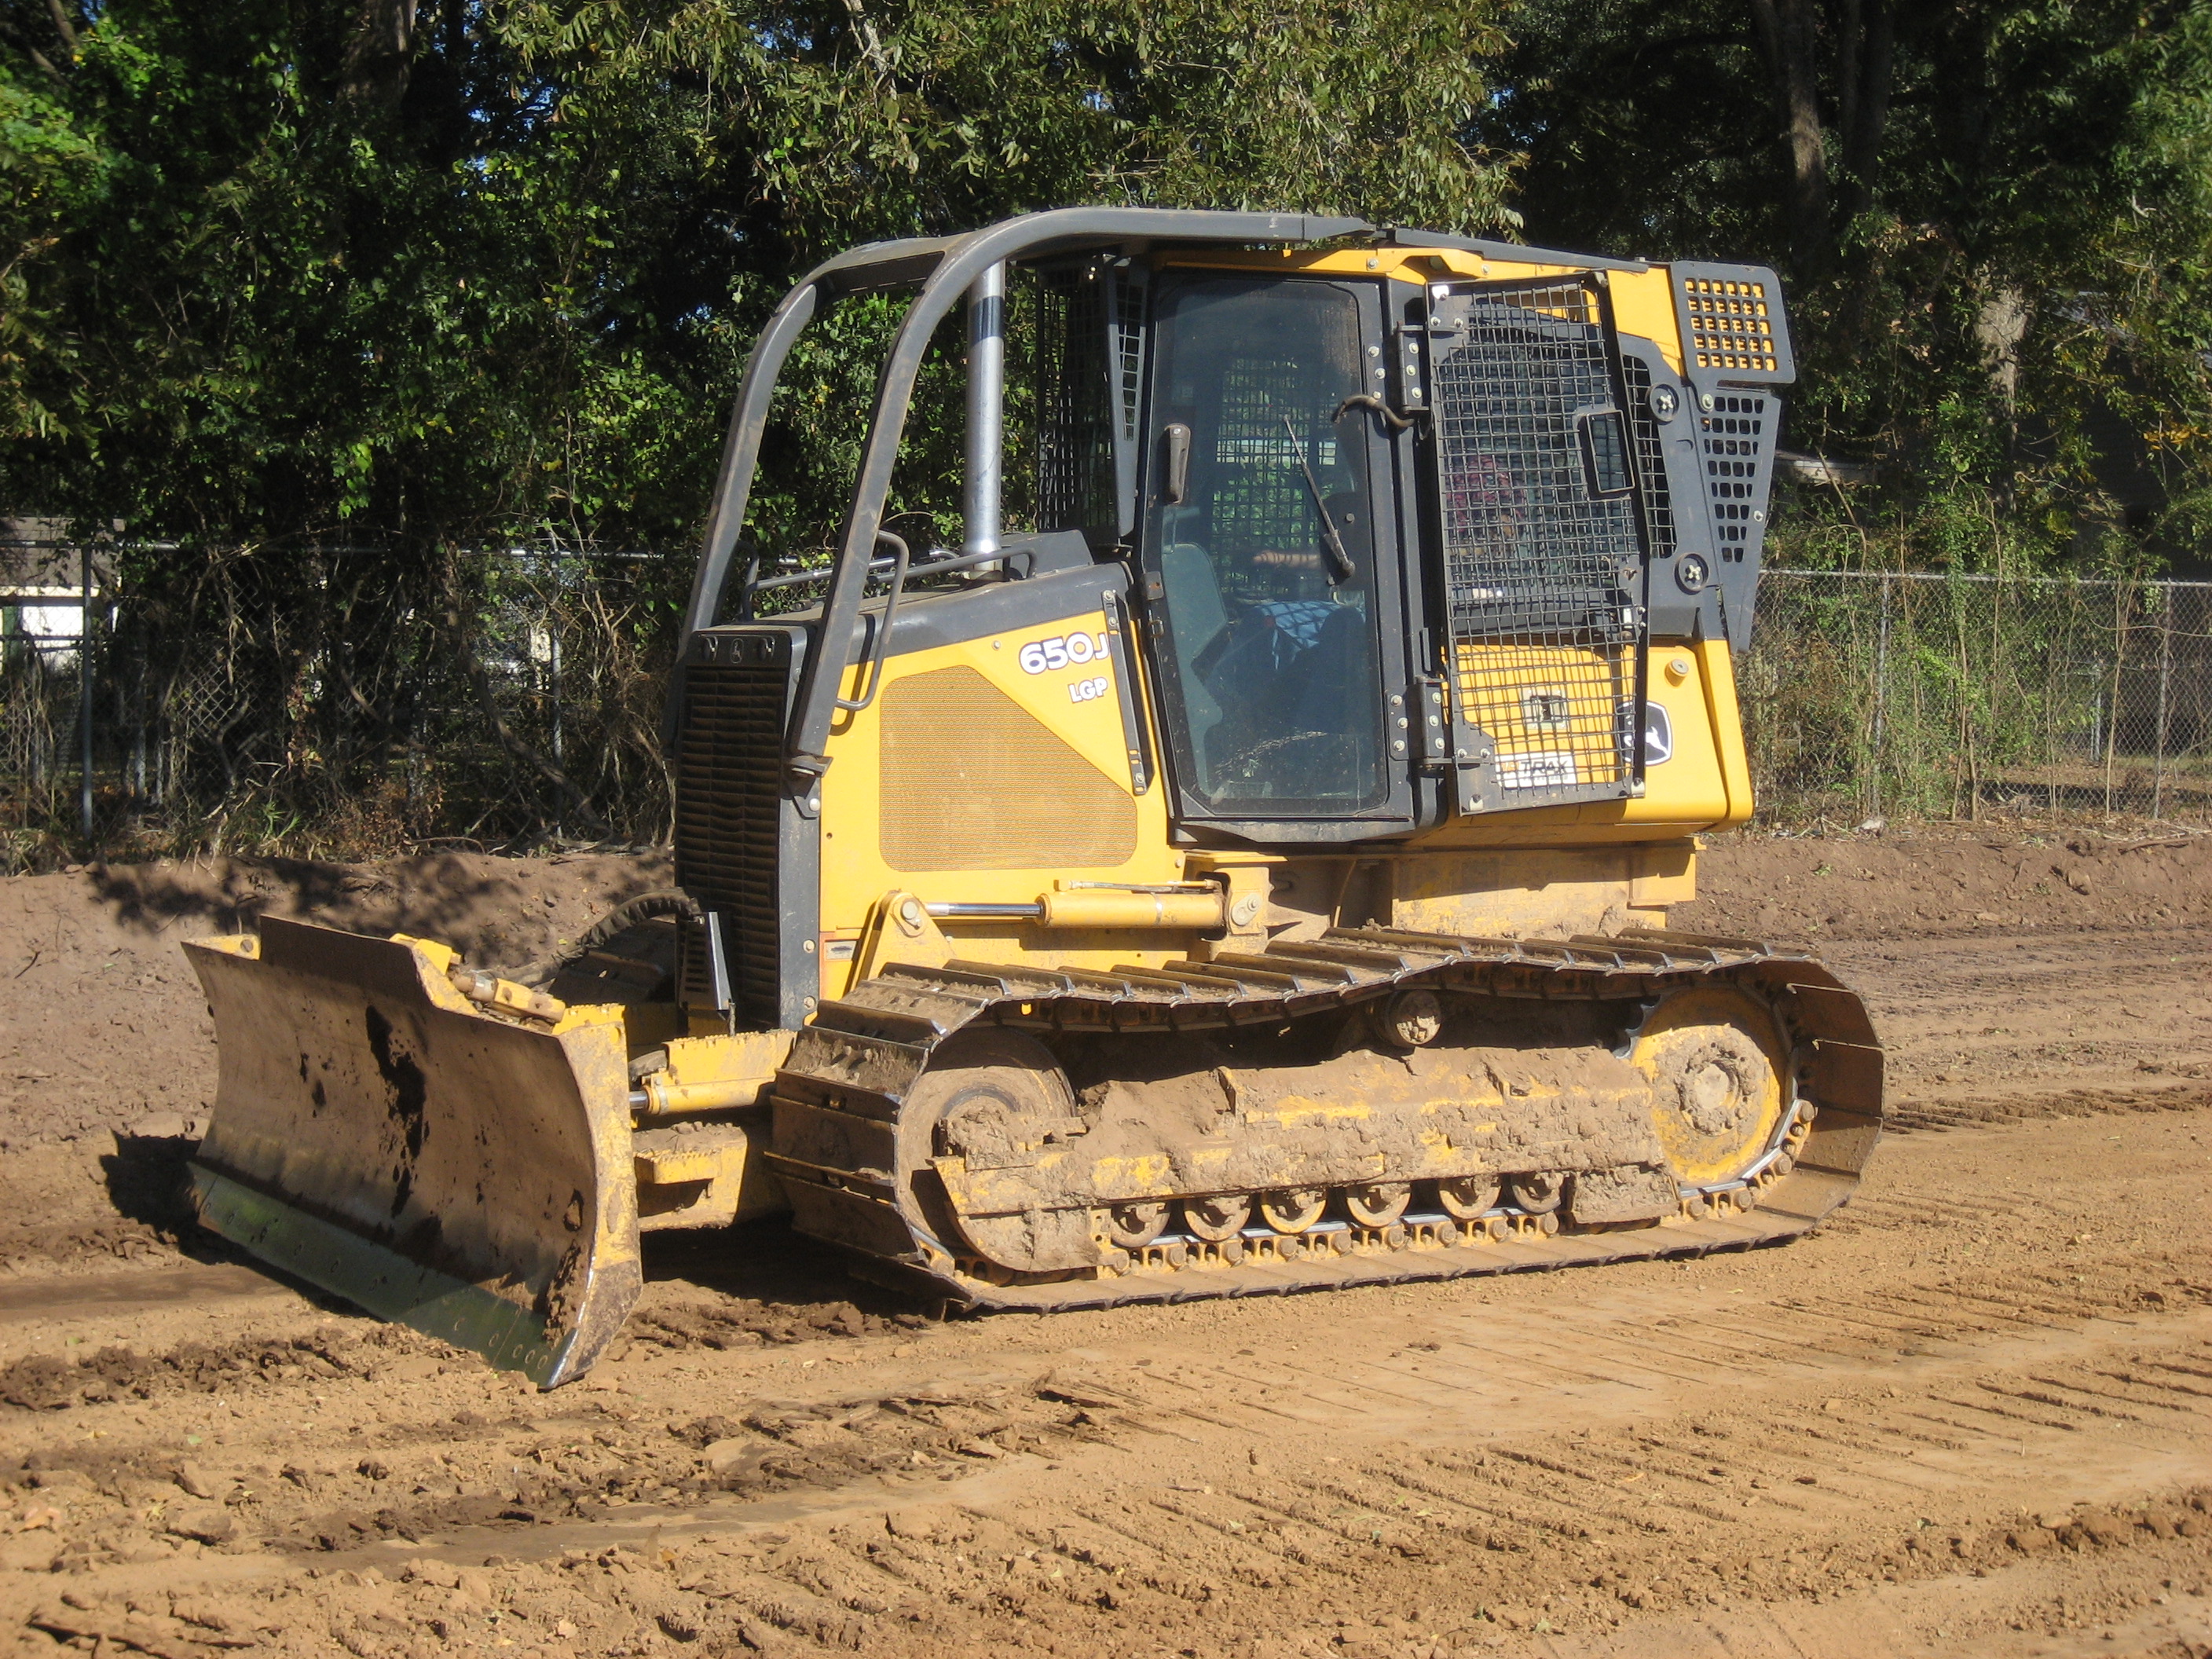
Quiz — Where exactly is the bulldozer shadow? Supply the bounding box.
[100,1128,214,1258]
[99,1128,378,1317]
[639,1218,926,1324]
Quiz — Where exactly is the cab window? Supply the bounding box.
[1144,277,1388,817]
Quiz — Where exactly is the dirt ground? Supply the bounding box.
[0,826,2209,1658]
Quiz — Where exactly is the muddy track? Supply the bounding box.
[770,928,1881,1308]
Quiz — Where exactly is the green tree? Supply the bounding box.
[1483,0,2212,571]
[0,0,1521,550]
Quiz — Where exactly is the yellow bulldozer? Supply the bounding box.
[183,210,1883,1386]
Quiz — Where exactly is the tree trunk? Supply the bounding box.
[1840,0,1894,224]
[341,0,419,109]
[1838,0,1860,145]
[1748,0,1832,279]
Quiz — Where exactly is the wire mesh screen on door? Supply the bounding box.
[1209,354,1333,593]
[1427,279,1646,805]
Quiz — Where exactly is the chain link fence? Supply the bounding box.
[1743,570,2212,825]
[6,548,2210,866]
[0,543,683,868]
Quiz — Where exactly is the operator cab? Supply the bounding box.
[1110,258,1672,844]
[679,210,1789,859]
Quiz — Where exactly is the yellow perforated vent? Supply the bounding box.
[1681,276,1779,373]
[1452,641,1631,797]
[880,666,1137,873]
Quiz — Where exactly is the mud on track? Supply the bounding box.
[0,827,2208,1657]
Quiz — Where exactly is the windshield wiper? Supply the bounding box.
[1281,416,1357,585]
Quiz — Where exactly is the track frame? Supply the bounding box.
[762,926,1884,1310]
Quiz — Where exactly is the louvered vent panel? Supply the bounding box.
[1668,262,1795,385]
[1701,392,1774,566]
[1680,276,1780,374]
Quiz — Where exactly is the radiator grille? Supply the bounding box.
[879,666,1137,871]
[1428,279,1644,804]
[674,652,792,1024]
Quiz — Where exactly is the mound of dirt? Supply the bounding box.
[0,849,669,1153]
[1675,824,2212,943]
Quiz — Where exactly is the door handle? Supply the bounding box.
[1159,423,1192,504]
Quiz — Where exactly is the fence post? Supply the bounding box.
[2103,583,2128,817]
[2153,581,2173,820]
[1871,575,1891,817]
[548,584,564,843]
[131,646,146,802]
[2045,588,2060,819]
[77,544,92,840]
[549,598,563,771]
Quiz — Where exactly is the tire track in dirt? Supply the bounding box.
[111,1110,2193,1655]
[1,1133,2207,1656]
[1820,927,2212,1138]
[4,844,2212,1654]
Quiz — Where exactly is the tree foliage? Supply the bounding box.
[0,0,1517,555]
[5,0,2212,855]
[0,0,1522,850]
[1484,0,2212,572]
[9,0,2208,570]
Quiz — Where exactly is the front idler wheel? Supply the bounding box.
[897,1028,1093,1276]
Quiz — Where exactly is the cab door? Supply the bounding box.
[1418,274,1652,815]
[1135,273,1416,844]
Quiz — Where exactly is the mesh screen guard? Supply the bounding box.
[878,666,1137,871]
[1035,271,1119,544]
[1426,276,1650,809]
[1036,262,1147,547]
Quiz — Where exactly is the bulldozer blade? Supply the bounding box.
[183,917,641,1387]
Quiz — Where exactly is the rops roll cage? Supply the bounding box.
[676,207,1648,809]
[677,208,1368,809]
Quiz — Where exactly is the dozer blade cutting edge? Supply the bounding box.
[183,916,642,1387]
